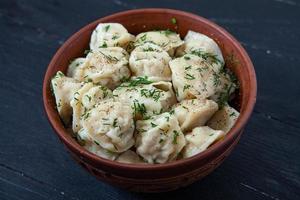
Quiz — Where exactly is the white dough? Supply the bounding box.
[113,79,177,119]
[70,47,131,90]
[51,71,82,125]
[90,23,135,51]
[116,150,144,164]
[70,83,112,133]
[80,100,135,153]
[207,104,240,134]
[169,54,236,102]
[129,43,172,81]
[135,112,186,164]
[176,30,224,72]
[173,99,218,132]
[183,126,225,158]
[77,128,119,160]
[134,30,183,56]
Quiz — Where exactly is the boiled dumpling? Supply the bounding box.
[70,47,130,90]
[176,30,224,72]
[183,126,225,158]
[113,78,177,119]
[173,99,218,132]
[51,71,82,124]
[90,23,135,51]
[134,30,183,56]
[169,54,236,102]
[129,43,172,81]
[207,104,240,134]
[77,128,119,160]
[70,83,112,133]
[67,58,86,77]
[135,112,186,164]
[80,101,135,153]
[116,150,144,164]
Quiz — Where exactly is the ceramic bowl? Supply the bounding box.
[43,8,257,192]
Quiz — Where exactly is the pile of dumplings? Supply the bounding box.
[51,23,240,164]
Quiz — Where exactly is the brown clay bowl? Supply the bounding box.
[43,8,257,192]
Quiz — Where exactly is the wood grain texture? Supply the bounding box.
[0,0,299,199]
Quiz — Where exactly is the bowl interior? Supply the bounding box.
[43,9,256,176]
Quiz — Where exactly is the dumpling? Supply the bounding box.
[116,150,144,164]
[183,126,225,158]
[176,30,224,72]
[90,23,135,51]
[70,47,130,90]
[173,99,218,132]
[77,128,118,161]
[169,54,236,102]
[70,83,112,133]
[113,78,177,119]
[129,43,172,81]
[67,58,86,77]
[80,101,135,153]
[134,30,183,56]
[135,112,186,164]
[51,71,82,124]
[207,104,240,134]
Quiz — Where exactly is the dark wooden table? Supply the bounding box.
[1,0,299,199]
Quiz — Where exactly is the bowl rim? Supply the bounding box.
[43,8,257,172]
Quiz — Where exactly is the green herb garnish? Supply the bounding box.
[104,25,110,32]
[185,73,195,80]
[171,18,177,24]
[172,130,180,144]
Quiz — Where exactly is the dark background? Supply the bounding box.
[1,0,299,199]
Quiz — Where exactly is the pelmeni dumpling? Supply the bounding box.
[134,31,183,56]
[90,23,135,51]
[70,47,130,90]
[183,126,225,158]
[176,30,224,72]
[116,150,144,164]
[170,54,235,102]
[67,58,86,77]
[80,101,135,153]
[51,71,82,124]
[129,43,172,81]
[135,112,186,164]
[70,83,112,133]
[77,128,118,160]
[113,78,177,119]
[207,104,240,134]
[173,99,218,132]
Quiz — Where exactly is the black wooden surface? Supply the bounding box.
[1,0,299,199]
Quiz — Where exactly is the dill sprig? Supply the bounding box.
[190,49,222,65]
[121,76,152,87]
[140,88,162,101]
